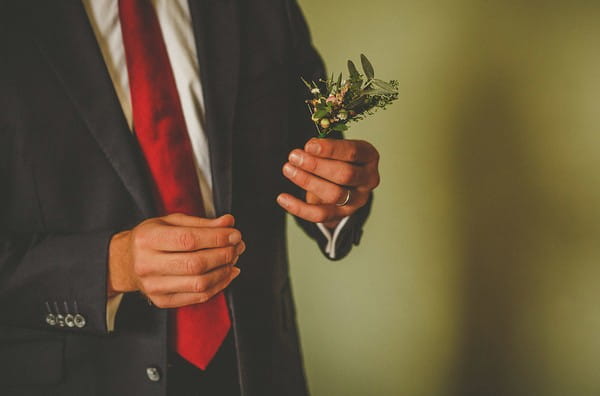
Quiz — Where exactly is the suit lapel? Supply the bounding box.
[188,0,240,216]
[26,0,241,218]
[187,1,244,386]
[28,1,157,218]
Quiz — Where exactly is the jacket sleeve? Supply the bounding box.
[284,0,373,261]
[0,2,124,336]
[0,230,116,335]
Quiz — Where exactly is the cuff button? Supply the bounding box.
[45,314,56,326]
[74,314,86,328]
[65,314,75,328]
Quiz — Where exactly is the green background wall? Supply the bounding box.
[287,1,600,395]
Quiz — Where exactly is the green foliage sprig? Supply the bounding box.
[302,54,398,138]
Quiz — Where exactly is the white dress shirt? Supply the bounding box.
[82,0,347,331]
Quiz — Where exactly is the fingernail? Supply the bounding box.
[231,267,241,278]
[236,242,246,255]
[277,194,289,208]
[222,214,235,224]
[283,163,297,178]
[229,232,241,244]
[306,142,321,155]
[289,151,303,166]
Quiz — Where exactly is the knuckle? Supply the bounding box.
[312,208,329,223]
[133,262,147,277]
[152,296,168,309]
[360,140,379,162]
[372,174,381,189]
[296,204,308,219]
[337,167,355,185]
[177,231,196,250]
[193,277,208,293]
[132,256,148,276]
[372,146,380,161]
[196,292,211,304]
[305,156,318,172]
[333,188,346,203]
[184,256,201,274]
[214,230,227,247]
[166,212,186,223]
[296,170,309,185]
[141,279,156,294]
[347,147,359,162]
[131,229,147,249]
[223,247,235,264]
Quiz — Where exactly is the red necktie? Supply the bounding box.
[118,0,231,370]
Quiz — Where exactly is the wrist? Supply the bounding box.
[323,219,341,230]
[108,230,137,296]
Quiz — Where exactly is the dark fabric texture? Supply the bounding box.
[0,0,372,395]
[167,331,240,396]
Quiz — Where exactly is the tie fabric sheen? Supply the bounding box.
[118,0,231,370]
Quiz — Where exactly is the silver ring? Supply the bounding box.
[336,189,351,206]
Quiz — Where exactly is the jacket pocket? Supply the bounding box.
[0,338,64,385]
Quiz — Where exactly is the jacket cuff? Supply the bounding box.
[106,293,124,332]
[316,216,350,259]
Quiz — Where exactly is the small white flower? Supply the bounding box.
[311,87,320,95]
[338,110,348,120]
[320,118,331,129]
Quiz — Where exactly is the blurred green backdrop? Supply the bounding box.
[287,1,600,395]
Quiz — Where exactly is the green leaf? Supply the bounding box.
[360,54,375,80]
[359,88,393,97]
[333,123,349,132]
[372,78,396,92]
[337,72,343,90]
[314,109,329,118]
[347,60,359,79]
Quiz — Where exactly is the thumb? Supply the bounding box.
[161,213,235,228]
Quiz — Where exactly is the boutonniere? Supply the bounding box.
[302,54,398,138]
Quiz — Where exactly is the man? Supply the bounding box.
[0,0,379,395]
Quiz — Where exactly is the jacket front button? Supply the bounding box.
[146,366,161,382]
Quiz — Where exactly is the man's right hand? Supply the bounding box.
[107,213,245,308]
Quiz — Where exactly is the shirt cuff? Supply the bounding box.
[106,293,124,332]
[316,216,351,259]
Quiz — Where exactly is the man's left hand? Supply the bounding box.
[277,138,380,229]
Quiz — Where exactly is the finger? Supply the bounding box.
[161,213,235,227]
[141,242,246,276]
[142,264,235,295]
[282,163,349,204]
[140,225,242,252]
[304,138,379,164]
[277,193,350,223]
[288,149,369,187]
[150,268,241,308]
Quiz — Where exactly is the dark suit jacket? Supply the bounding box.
[0,0,371,395]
